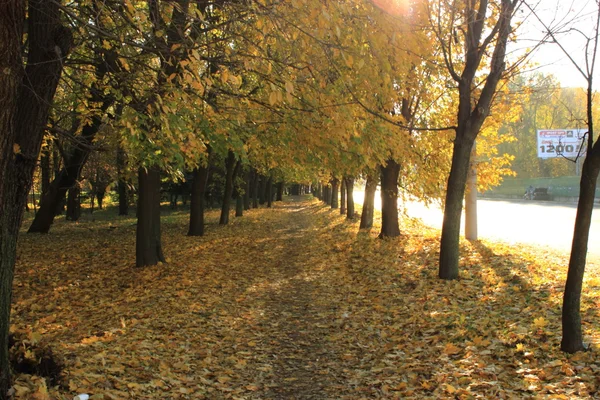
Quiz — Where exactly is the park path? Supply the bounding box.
[231,198,352,399]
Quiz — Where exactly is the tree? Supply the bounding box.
[436,0,520,280]
[525,0,600,353]
[0,1,72,396]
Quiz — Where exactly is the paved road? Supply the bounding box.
[354,191,600,260]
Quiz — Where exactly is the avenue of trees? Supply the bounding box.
[1,0,600,396]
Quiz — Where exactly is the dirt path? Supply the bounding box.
[237,200,348,399]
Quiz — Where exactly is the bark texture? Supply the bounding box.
[345,177,355,219]
[0,2,71,395]
[340,179,347,215]
[136,167,165,267]
[330,178,339,209]
[379,160,400,238]
[220,151,239,225]
[561,81,600,352]
[360,174,378,229]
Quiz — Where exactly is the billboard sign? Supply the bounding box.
[537,129,587,159]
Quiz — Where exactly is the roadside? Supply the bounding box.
[353,189,600,263]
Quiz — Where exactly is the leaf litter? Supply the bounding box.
[10,197,600,399]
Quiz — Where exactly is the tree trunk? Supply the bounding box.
[439,135,475,279]
[236,195,244,217]
[345,177,355,219]
[136,167,165,267]
[66,185,81,221]
[0,1,71,395]
[379,160,401,238]
[360,173,378,229]
[276,181,284,201]
[331,178,339,209]
[0,2,25,395]
[244,170,251,210]
[259,175,267,205]
[340,178,347,215]
[117,144,128,216]
[252,172,260,208]
[266,177,273,208]
[40,150,51,197]
[561,152,600,352]
[96,189,105,210]
[561,79,600,351]
[220,151,238,225]
[187,165,209,236]
[323,185,331,204]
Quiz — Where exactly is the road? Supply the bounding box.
[354,190,600,260]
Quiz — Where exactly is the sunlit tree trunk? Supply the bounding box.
[561,81,600,352]
[340,178,347,215]
[345,177,355,219]
[360,173,378,229]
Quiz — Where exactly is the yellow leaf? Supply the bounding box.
[443,343,461,355]
[29,331,42,344]
[268,91,278,106]
[446,384,456,394]
[285,80,294,94]
[345,55,354,68]
[533,317,548,328]
[221,69,229,84]
[32,381,50,400]
[13,143,21,155]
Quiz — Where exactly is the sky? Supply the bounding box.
[515,0,600,88]
[369,0,600,88]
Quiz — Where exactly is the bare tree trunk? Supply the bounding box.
[561,150,600,352]
[439,136,474,279]
[136,167,165,267]
[345,177,355,219]
[267,177,273,208]
[340,178,347,215]
[244,170,251,210]
[379,160,400,238]
[66,185,81,221]
[220,151,239,225]
[331,178,339,209]
[561,78,600,352]
[360,173,378,229]
[0,1,71,395]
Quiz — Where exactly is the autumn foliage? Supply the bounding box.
[10,198,600,399]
